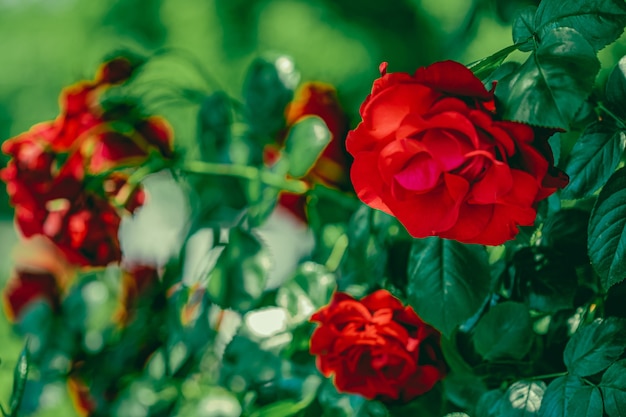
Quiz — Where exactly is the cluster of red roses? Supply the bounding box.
[308,61,568,402]
[2,57,173,267]
[1,57,171,415]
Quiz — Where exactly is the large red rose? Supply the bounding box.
[347,61,568,245]
[310,290,446,402]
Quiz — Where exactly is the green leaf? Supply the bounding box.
[498,381,546,416]
[600,359,626,417]
[197,91,232,163]
[7,341,29,417]
[206,228,272,313]
[511,247,578,312]
[561,122,626,199]
[243,54,299,138]
[467,43,522,81]
[276,262,336,323]
[534,0,626,52]
[406,237,491,338]
[539,376,585,417]
[475,389,505,417]
[539,376,602,417]
[496,27,600,129]
[566,385,603,417]
[473,301,533,361]
[588,167,626,289]
[606,55,626,116]
[283,116,331,178]
[440,335,474,376]
[512,6,537,51]
[563,317,626,376]
[443,373,487,411]
[539,209,590,261]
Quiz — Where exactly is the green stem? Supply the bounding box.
[181,160,309,194]
[527,371,568,381]
[597,102,626,130]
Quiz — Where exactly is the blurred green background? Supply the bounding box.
[0,0,624,414]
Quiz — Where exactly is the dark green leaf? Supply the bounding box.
[539,376,585,417]
[588,167,626,289]
[284,116,331,178]
[539,209,590,262]
[606,55,626,116]
[206,228,272,313]
[539,376,602,417]
[561,122,626,199]
[406,237,491,338]
[496,27,600,129]
[566,385,603,417]
[600,359,626,417]
[276,262,336,323]
[563,317,626,376]
[473,301,533,360]
[440,335,474,376]
[534,0,626,52]
[475,389,505,417]
[511,247,578,312]
[513,6,537,51]
[197,91,232,163]
[443,373,487,410]
[499,381,546,416]
[244,55,299,138]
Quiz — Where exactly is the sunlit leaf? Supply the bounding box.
[498,381,546,416]
[284,116,331,178]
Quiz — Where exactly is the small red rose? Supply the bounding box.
[347,61,568,245]
[310,290,446,402]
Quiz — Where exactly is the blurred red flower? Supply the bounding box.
[1,57,173,267]
[265,82,350,222]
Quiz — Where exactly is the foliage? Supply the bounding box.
[2,0,626,416]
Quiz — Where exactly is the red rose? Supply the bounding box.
[347,61,568,245]
[1,60,174,267]
[3,269,61,321]
[310,290,446,402]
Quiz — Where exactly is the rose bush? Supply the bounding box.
[347,61,568,245]
[310,289,446,402]
[1,57,173,266]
